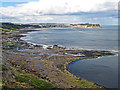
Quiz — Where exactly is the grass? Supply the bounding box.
[76,79,99,88]
[2,28,11,32]
[15,73,57,89]
[1,28,17,32]
[2,40,22,49]
[2,66,56,89]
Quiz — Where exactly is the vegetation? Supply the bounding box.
[2,65,56,89]
[80,23,100,27]
[0,22,41,30]
[70,23,100,27]
[2,65,8,71]
[2,40,23,50]
[2,22,112,89]
[1,28,12,32]
[15,73,56,89]
[76,79,99,88]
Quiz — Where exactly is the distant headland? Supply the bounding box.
[0,22,100,30]
[68,23,100,28]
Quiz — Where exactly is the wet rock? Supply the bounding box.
[34,44,43,47]
[15,34,25,38]
[53,45,58,48]
[47,46,53,49]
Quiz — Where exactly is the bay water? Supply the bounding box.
[21,25,118,88]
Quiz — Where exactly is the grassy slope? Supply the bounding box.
[2,65,56,89]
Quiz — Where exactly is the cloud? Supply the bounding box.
[18,16,53,21]
[0,0,118,24]
[16,0,118,14]
[0,14,117,25]
[0,0,119,17]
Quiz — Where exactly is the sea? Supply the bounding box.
[21,25,118,88]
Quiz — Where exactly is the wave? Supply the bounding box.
[20,31,118,53]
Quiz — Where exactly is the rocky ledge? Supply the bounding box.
[2,28,115,89]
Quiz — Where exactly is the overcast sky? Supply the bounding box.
[0,0,119,25]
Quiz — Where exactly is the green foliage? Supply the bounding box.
[1,28,11,32]
[15,73,56,89]
[76,80,98,88]
[0,27,17,32]
[0,23,41,30]
[2,40,22,49]
[80,23,100,27]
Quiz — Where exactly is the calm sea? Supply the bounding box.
[21,25,118,88]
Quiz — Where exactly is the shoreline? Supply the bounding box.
[18,28,117,88]
[2,28,116,88]
[20,29,117,88]
[67,55,118,88]
[20,28,118,53]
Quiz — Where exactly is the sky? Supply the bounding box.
[0,0,119,25]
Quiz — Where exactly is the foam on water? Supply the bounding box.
[20,26,118,88]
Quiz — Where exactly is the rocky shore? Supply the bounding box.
[2,28,115,89]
